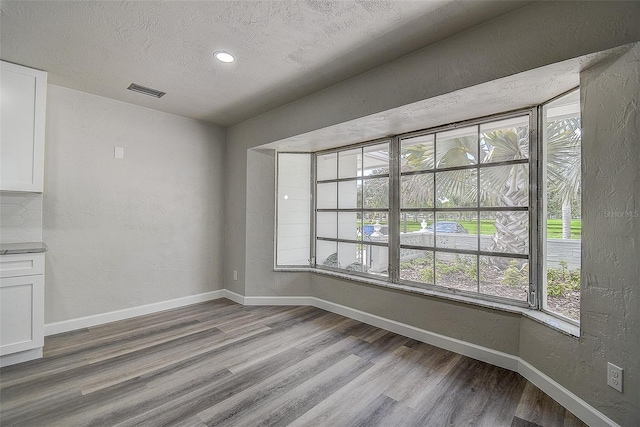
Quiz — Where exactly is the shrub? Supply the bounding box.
[547,282,568,297]
[501,260,527,287]
[546,260,580,298]
[421,268,436,284]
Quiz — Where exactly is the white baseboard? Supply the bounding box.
[232,294,619,427]
[243,295,316,306]
[222,289,246,304]
[1,347,43,367]
[310,297,520,371]
[44,290,225,336]
[518,359,620,427]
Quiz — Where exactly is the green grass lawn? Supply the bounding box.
[389,219,581,239]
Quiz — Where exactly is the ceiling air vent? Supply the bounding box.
[127,83,166,98]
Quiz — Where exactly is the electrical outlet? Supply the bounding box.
[233,270,238,281]
[607,362,623,392]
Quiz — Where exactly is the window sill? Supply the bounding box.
[274,267,580,338]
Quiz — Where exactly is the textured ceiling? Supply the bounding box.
[0,1,530,126]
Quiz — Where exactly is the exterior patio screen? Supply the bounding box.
[276,153,311,267]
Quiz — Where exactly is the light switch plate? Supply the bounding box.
[114,146,124,159]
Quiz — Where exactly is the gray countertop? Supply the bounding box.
[0,242,47,255]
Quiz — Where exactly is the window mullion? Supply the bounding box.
[310,154,317,267]
[389,136,400,283]
[476,124,481,294]
[530,106,540,309]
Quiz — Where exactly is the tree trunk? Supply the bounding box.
[561,197,572,239]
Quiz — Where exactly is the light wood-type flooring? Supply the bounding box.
[0,299,586,426]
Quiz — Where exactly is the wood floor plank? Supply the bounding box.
[197,336,368,426]
[515,381,572,427]
[0,301,586,427]
[287,346,424,427]
[345,393,400,427]
[238,354,372,427]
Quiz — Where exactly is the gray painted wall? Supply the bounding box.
[312,275,521,355]
[225,2,640,425]
[245,149,311,297]
[43,85,226,323]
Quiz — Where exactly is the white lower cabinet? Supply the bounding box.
[0,253,45,366]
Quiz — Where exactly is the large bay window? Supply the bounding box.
[276,89,581,324]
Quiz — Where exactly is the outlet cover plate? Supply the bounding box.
[607,362,623,392]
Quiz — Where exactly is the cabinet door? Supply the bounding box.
[0,275,44,355]
[0,61,47,192]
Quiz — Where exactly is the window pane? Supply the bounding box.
[363,177,388,209]
[338,242,360,271]
[365,244,388,277]
[434,212,478,250]
[435,126,478,168]
[545,255,581,321]
[316,240,337,267]
[436,169,477,208]
[336,242,388,277]
[316,152,337,180]
[435,252,477,292]
[316,212,336,239]
[399,211,433,239]
[363,212,389,238]
[543,89,581,322]
[480,211,528,255]
[338,212,360,241]
[316,182,337,209]
[401,134,434,172]
[480,164,529,208]
[401,173,434,208]
[480,116,529,163]
[277,153,310,266]
[338,180,360,209]
[400,249,434,285]
[479,256,529,302]
[364,143,390,175]
[338,148,361,179]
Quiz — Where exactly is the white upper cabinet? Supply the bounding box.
[1,61,47,193]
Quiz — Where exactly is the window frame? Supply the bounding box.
[394,108,537,309]
[538,87,582,326]
[313,138,393,280]
[274,152,313,268]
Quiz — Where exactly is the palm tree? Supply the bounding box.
[545,118,581,239]
[401,128,528,254]
[480,127,529,255]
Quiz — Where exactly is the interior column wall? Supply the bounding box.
[519,44,640,426]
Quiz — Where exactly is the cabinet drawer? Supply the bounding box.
[0,253,45,278]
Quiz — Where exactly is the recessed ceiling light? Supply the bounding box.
[214,51,235,63]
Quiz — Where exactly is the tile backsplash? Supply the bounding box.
[0,193,43,244]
